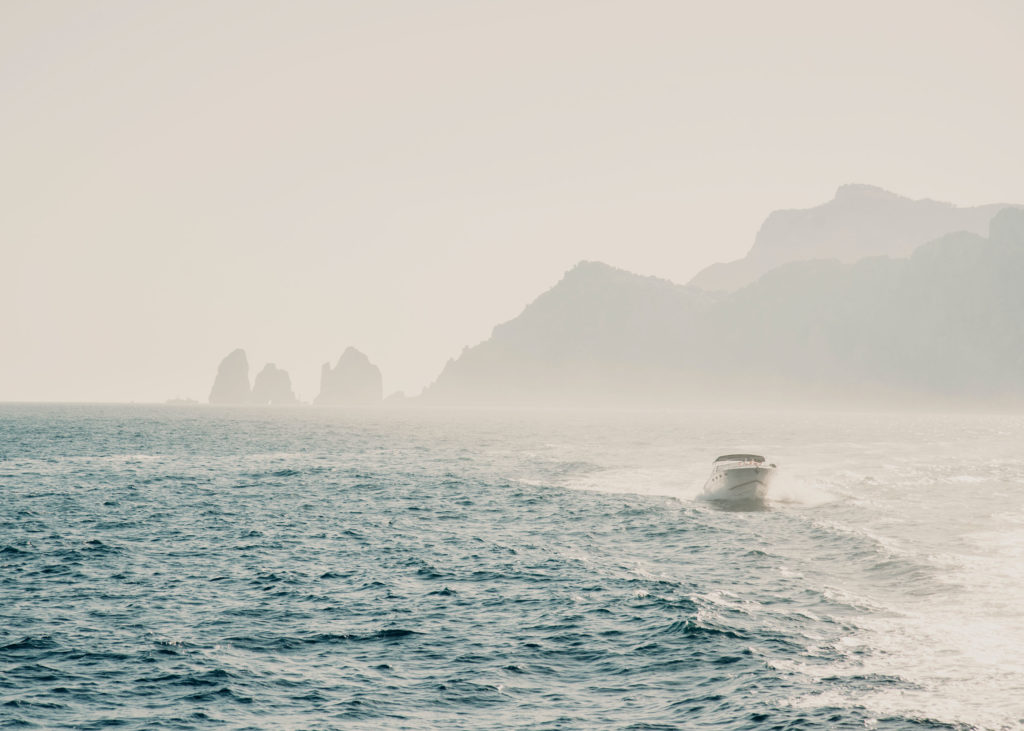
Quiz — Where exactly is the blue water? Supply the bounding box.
[2,405,1023,730]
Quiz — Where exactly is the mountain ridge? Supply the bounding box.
[423,206,1024,408]
[689,184,1018,292]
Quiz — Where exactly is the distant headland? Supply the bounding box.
[421,187,1024,408]
[193,185,1024,410]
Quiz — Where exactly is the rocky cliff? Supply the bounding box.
[423,209,1024,408]
[423,261,714,404]
[251,363,298,405]
[689,184,1016,292]
[315,347,383,406]
[208,349,251,404]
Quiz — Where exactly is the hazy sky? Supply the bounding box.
[3,0,1023,402]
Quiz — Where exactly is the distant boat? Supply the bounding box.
[701,454,776,504]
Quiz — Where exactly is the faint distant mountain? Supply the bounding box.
[208,349,251,404]
[251,363,298,405]
[315,347,383,406]
[423,261,716,405]
[423,209,1024,407]
[689,184,1018,292]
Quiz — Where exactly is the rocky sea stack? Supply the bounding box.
[251,363,298,405]
[315,347,383,406]
[208,349,251,404]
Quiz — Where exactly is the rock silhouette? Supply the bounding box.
[251,363,297,405]
[423,208,1024,408]
[689,184,1018,292]
[208,349,251,404]
[315,347,383,406]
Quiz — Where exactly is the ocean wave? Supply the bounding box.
[3,405,1022,730]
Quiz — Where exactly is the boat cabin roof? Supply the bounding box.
[714,453,765,463]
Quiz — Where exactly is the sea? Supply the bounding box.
[2,404,1023,730]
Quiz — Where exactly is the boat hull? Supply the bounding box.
[701,465,774,503]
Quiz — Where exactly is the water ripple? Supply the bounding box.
[2,405,1022,729]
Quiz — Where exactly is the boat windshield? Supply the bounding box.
[713,454,765,463]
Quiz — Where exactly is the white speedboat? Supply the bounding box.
[701,454,776,503]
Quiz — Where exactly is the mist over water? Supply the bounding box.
[2,405,1023,729]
